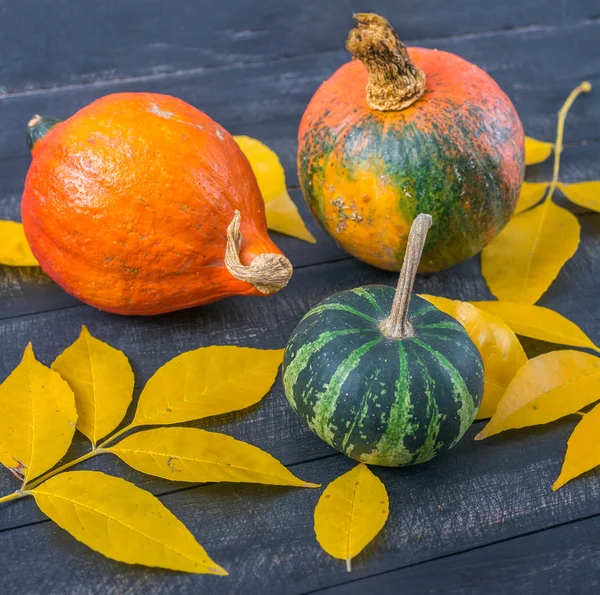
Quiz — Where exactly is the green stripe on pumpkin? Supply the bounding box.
[409,304,439,319]
[410,346,444,464]
[310,338,382,445]
[283,328,365,408]
[412,338,477,440]
[419,321,466,331]
[351,287,384,313]
[301,302,377,323]
[367,341,415,466]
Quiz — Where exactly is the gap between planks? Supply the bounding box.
[303,506,600,594]
[0,450,342,536]
[0,256,356,324]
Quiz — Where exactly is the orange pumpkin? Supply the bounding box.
[298,14,524,272]
[22,93,292,315]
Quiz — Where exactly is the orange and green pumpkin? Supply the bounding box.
[298,13,524,272]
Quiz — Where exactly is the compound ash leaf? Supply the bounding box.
[481,200,580,304]
[525,136,553,165]
[515,182,549,215]
[0,344,77,482]
[314,463,389,572]
[421,295,527,420]
[132,345,284,427]
[0,221,39,267]
[30,470,227,574]
[470,301,599,352]
[476,350,600,440]
[52,326,134,445]
[235,135,316,243]
[108,427,319,487]
[553,402,600,490]
[560,181,600,213]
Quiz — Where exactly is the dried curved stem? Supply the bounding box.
[346,13,426,111]
[381,214,432,339]
[225,211,293,294]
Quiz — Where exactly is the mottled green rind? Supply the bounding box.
[298,102,523,272]
[282,286,484,467]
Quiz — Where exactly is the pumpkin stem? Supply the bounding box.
[225,210,293,294]
[346,13,426,111]
[27,115,62,151]
[382,214,432,340]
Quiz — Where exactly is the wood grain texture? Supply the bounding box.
[319,515,600,594]
[0,0,597,93]
[1,219,599,530]
[1,418,600,594]
[1,19,599,163]
[2,0,600,592]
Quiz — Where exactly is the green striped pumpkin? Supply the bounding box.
[282,287,484,466]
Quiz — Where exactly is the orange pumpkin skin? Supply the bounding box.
[298,48,525,272]
[22,93,287,315]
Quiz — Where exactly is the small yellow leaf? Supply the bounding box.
[515,182,549,215]
[30,471,227,574]
[234,135,316,243]
[132,346,284,427]
[560,181,600,213]
[51,326,134,445]
[0,221,39,267]
[421,295,527,420]
[314,463,388,571]
[108,427,319,487]
[476,350,600,440]
[525,136,553,165]
[481,200,580,304]
[0,344,77,481]
[553,402,600,490]
[470,301,599,352]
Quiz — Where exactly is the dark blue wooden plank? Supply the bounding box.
[319,515,600,594]
[1,415,600,594]
[1,0,597,93]
[0,20,599,162]
[1,1,600,593]
[1,210,600,531]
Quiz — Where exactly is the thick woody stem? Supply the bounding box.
[381,214,433,340]
[225,211,293,294]
[346,13,426,111]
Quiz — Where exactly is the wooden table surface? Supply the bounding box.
[1,1,600,593]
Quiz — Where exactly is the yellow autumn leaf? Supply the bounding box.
[421,295,527,420]
[525,136,553,165]
[0,344,77,481]
[481,200,580,304]
[553,402,600,490]
[514,182,549,215]
[314,463,388,572]
[0,220,39,267]
[234,135,316,243]
[108,427,319,488]
[132,345,284,427]
[51,326,134,446]
[470,301,599,352]
[476,350,600,440]
[560,181,600,213]
[30,470,227,574]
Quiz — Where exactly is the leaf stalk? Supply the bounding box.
[546,81,592,204]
